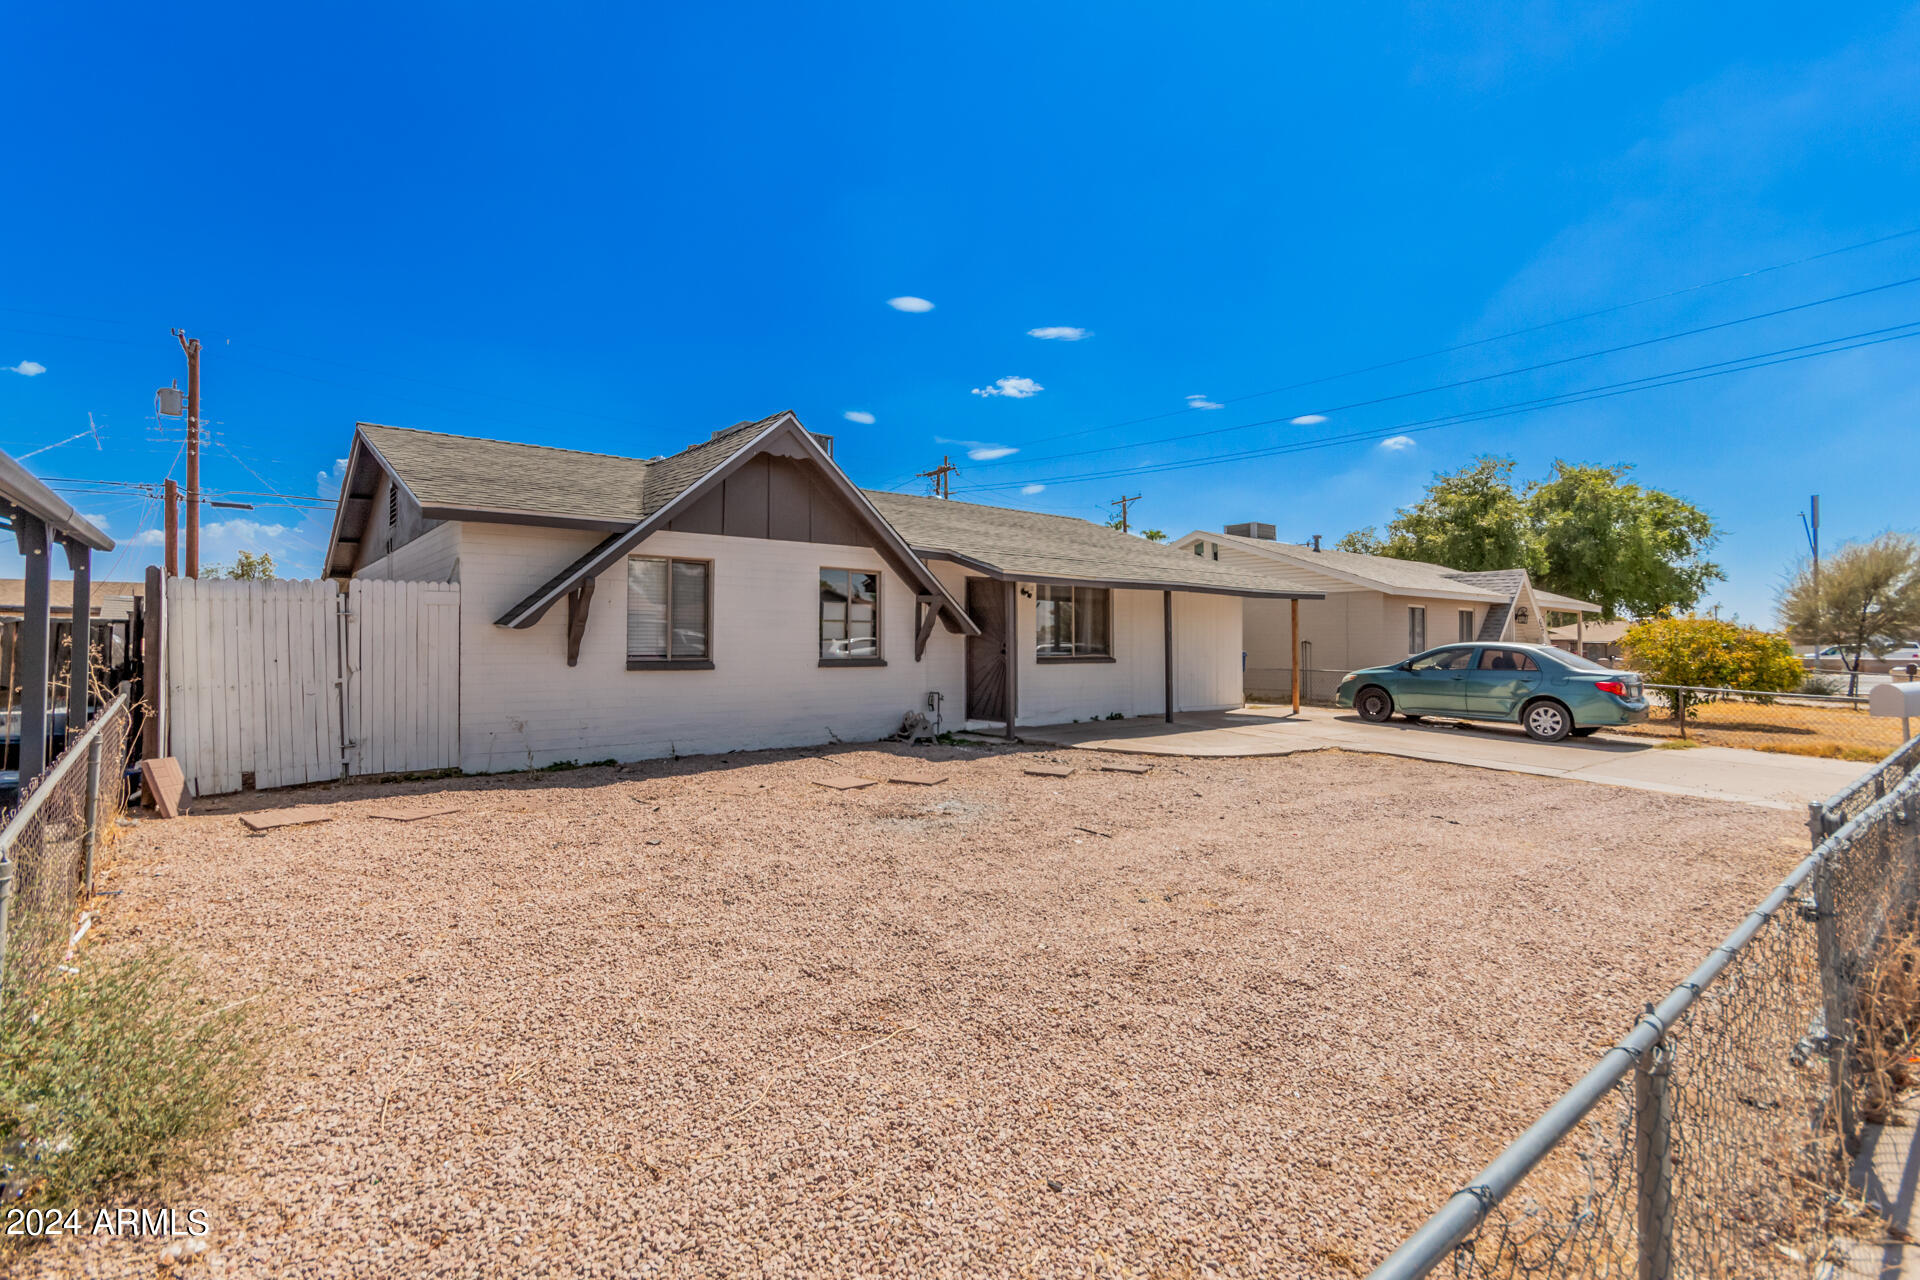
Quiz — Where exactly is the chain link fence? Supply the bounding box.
[1368,732,1920,1280]
[1611,683,1905,762]
[0,692,131,997]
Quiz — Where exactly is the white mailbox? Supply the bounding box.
[1869,681,1920,741]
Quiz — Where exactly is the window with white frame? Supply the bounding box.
[627,556,711,666]
[1036,584,1112,659]
[819,568,880,661]
[1458,609,1476,642]
[1408,606,1427,653]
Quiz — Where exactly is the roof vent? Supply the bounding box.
[1224,522,1276,540]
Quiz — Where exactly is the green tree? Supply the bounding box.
[1374,456,1530,571]
[1526,462,1721,620]
[1621,616,1805,724]
[215,550,277,581]
[1777,533,1920,694]
[1140,529,1168,543]
[1363,456,1721,620]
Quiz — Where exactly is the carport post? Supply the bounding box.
[65,538,92,735]
[15,511,53,786]
[1005,578,1019,740]
[1290,598,1300,714]
[1163,590,1174,724]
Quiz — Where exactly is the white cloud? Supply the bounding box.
[1291,414,1328,425]
[316,458,348,498]
[1021,483,1046,495]
[7,360,46,377]
[1028,326,1089,341]
[971,376,1043,399]
[937,436,1021,460]
[1185,393,1223,411]
[887,296,935,313]
[131,528,166,548]
[1379,435,1417,452]
[80,513,109,532]
[842,410,876,425]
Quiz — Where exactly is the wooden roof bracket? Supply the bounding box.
[914,593,942,661]
[565,577,594,667]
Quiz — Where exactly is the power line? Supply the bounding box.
[963,272,1920,473]
[952,318,1920,494]
[975,225,1920,454]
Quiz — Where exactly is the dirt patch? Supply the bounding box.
[22,744,1805,1278]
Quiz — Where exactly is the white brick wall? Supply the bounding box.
[456,524,964,772]
[353,521,1251,770]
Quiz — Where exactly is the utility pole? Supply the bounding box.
[1110,493,1142,534]
[173,329,202,578]
[163,478,180,577]
[917,455,958,500]
[1801,493,1822,665]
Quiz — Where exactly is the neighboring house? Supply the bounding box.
[1172,525,1597,701]
[0,578,144,621]
[322,413,1318,771]
[1548,618,1631,662]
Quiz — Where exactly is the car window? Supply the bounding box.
[1409,647,1474,671]
[1553,648,1613,672]
[1478,648,1539,672]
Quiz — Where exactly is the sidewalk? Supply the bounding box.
[1831,1101,1920,1278]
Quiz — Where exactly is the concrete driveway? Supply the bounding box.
[1021,705,1863,811]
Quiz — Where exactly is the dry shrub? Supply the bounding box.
[1852,933,1920,1125]
[0,936,268,1251]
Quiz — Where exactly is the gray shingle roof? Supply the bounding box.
[1209,534,1512,601]
[866,493,1320,597]
[1445,568,1528,598]
[357,412,795,525]
[358,422,651,523]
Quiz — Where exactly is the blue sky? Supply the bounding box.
[5,2,1919,623]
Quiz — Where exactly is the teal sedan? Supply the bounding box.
[1334,642,1649,741]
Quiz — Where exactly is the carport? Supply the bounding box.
[2,448,116,799]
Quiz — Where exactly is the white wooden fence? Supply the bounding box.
[164,577,459,796]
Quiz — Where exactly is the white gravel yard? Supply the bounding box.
[22,743,1804,1279]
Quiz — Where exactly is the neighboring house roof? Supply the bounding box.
[1192,533,1511,602]
[867,494,1324,598]
[1532,587,1602,613]
[1549,619,1633,645]
[0,579,146,616]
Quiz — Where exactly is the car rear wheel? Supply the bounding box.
[1523,699,1573,742]
[1356,687,1394,723]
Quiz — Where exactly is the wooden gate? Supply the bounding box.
[164,577,459,796]
[343,579,460,777]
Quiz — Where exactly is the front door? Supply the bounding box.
[1465,646,1542,719]
[965,577,1008,722]
[1398,645,1475,713]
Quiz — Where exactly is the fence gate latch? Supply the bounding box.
[1796,895,1829,923]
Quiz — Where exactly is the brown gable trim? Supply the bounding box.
[911,550,1325,600]
[495,415,978,633]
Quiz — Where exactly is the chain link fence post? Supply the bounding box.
[0,855,12,992]
[1812,846,1855,1153]
[82,736,103,897]
[1633,1038,1674,1280]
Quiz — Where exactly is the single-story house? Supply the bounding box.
[1171,524,1598,701]
[322,413,1320,771]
